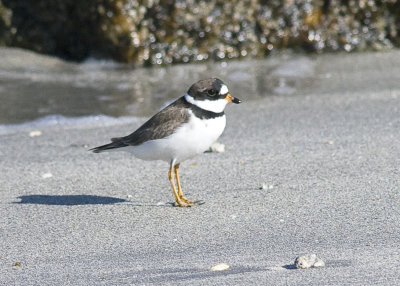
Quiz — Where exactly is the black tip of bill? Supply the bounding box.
[232,97,242,104]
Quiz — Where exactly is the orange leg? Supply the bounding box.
[168,163,191,207]
[174,164,195,205]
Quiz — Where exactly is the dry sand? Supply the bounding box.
[1,51,400,285]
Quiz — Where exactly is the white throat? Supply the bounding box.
[184,93,228,113]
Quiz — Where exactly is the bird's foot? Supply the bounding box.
[174,199,194,207]
[180,196,196,205]
[174,197,204,207]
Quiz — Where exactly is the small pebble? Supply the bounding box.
[208,142,225,153]
[326,140,334,145]
[210,263,230,271]
[295,254,325,269]
[41,173,53,179]
[29,130,42,137]
[260,184,274,190]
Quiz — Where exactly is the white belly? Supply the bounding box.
[128,114,226,163]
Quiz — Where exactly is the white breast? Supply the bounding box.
[129,111,226,163]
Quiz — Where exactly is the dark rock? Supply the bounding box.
[0,0,12,45]
[1,0,400,64]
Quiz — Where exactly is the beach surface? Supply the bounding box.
[1,50,400,285]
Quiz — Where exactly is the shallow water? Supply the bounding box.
[0,48,316,125]
[1,47,399,132]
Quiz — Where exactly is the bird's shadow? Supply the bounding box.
[14,195,127,206]
[13,195,206,207]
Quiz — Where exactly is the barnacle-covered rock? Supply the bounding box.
[1,0,400,64]
[0,0,12,45]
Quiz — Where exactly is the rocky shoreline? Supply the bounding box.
[1,0,400,64]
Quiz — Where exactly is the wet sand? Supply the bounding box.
[1,50,400,285]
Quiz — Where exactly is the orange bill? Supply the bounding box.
[225,93,242,104]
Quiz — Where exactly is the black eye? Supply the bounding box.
[207,89,217,96]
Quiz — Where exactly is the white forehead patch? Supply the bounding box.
[219,84,229,95]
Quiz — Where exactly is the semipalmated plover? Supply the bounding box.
[91,78,241,207]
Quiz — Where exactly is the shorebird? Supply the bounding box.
[91,78,241,207]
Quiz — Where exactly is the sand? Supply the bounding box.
[1,50,400,285]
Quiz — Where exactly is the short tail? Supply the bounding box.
[90,138,127,153]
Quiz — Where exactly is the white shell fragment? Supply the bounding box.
[210,263,230,271]
[260,184,274,190]
[41,173,53,179]
[29,130,42,137]
[295,254,325,269]
[208,142,225,153]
